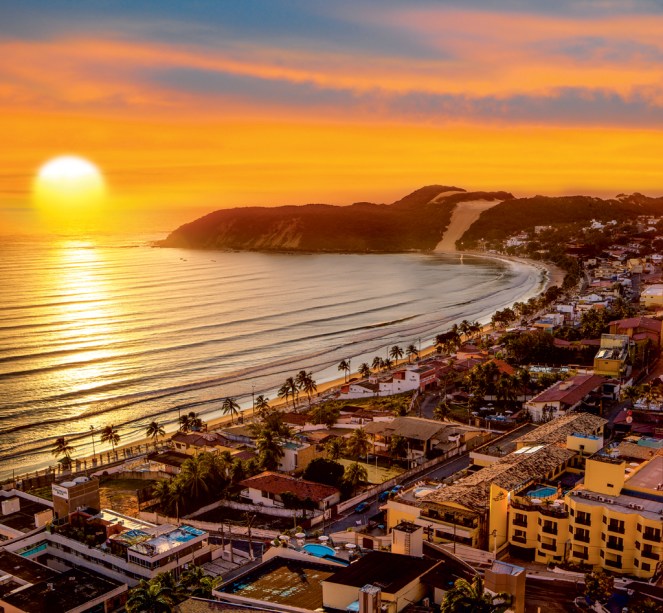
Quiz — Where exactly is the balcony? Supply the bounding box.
[512,534,527,544]
[643,531,662,543]
[573,550,589,560]
[575,533,590,544]
[513,518,528,528]
[575,515,591,526]
[606,541,624,552]
[604,558,622,569]
[641,550,659,561]
[540,542,557,552]
[607,524,625,535]
[542,524,558,535]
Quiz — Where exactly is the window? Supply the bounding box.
[642,563,651,572]
[607,483,613,488]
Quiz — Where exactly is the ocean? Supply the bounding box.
[0,234,545,480]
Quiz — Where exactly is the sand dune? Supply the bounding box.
[435,199,503,252]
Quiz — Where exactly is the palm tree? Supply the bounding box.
[406,344,419,363]
[345,428,371,458]
[256,428,285,470]
[222,397,241,425]
[343,461,367,495]
[383,357,393,371]
[254,394,270,418]
[358,362,372,379]
[389,434,408,465]
[146,421,165,451]
[152,479,173,513]
[389,345,404,363]
[296,370,317,407]
[52,436,74,469]
[277,382,292,408]
[434,401,450,421]
[441,575,511,613]
[180,455,210,500]
[338,359,351,383]
[178,411,203,433]
[325,437,345,461]
[100,425,120,459]
[279,376,299,410]
[620,384,641,408]
[169,479,186,521]
[126,579,175,613]
[371,356,383,372]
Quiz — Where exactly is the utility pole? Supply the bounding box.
[89,426,96,462]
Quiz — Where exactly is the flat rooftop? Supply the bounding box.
[1,567,125,612]
[0,495,52,534]
[626,455,663,491]
[130,525,206,557]
[220,558,335,611]
[572,489,662,521]
[0,550,57,585]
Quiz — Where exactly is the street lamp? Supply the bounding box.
[89,425,96,461]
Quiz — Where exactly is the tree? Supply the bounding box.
[338,359,351,382]
[383,357,393,371]
[620,384,641,408]
[256,428,285,471]
[389,435,408,465]
[296,370,317,407]
[126,579,175,613]
[358,362,372,379]
[433,401,450,421]
[584,569,614,604]
[441,575,511,613]
[146,421,165,451]
[254,394,271,418]
[278,376,299,410]
[152,479,173,513]
[309,404,340,429]
[371,356,383,372]
[52,437,74,469]
[180,454,210,500]
[179,411,202,433]
[303,457,344,488]
[325,437,345,461]
[100,425,120,459]
[169,479,186,521]
[389,345,404,362]
[406,343,419,363]
[343,461,367,495]
[221,397,241,425]
[345,428,371,458]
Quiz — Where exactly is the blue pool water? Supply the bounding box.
[302,543,335,557]
[529,486,557,498]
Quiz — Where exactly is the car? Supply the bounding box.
[378,491,390,502]
[354,502,370,513]
[391,484,404,495]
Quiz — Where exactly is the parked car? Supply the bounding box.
[391,484,404,495]
[378,491,390,502]
[354,501,370,513]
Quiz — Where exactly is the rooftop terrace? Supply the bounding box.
[220,558,335,611]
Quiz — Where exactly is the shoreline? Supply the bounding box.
[4,250,562,485]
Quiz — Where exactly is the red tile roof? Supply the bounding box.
[239,472,339,503]
[610,317,662,333]
[530,374,605,407]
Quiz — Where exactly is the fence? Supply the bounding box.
[185,498,322,521]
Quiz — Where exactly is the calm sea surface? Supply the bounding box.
[0,235,545,479]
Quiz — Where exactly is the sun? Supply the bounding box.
[34,155,107,219]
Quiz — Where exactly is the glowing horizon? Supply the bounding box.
[2,1,663,234]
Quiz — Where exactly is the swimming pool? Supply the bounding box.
[302,543,335,557]
[528,486,557,498]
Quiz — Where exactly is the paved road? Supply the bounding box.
[326,451,471,533]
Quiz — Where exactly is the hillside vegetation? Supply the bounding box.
[159,186,511,252]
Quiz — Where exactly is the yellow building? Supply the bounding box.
[593,334,629,377]
[565,453,663,579]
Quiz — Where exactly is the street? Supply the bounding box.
[326,451,471,533]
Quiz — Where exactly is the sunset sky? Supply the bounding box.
[2,0,663,234]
